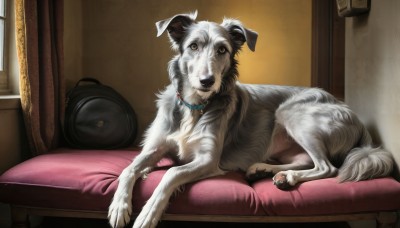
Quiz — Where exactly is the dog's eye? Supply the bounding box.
[217,46,227,55]
[190,43,198,51]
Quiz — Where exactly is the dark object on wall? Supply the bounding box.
[336,0,371,17]
[64,78,137,149]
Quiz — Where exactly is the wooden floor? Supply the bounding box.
[40,217,351,228]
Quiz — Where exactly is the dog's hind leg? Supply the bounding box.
[246,124,314,183]
[271,103,344,190]
[246,162,313,183]
[271,140,338,190]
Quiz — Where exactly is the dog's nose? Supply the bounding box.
[199,75,215,88]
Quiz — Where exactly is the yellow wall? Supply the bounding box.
[65,0,312,143]
[64,0,83,90]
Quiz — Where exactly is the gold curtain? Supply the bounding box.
[15,0,64,155]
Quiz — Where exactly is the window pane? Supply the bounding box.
[0,0,4,17]
[0,19,3,71]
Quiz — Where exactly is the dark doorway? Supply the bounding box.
[312,0,345,100]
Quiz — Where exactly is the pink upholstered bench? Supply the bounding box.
[1,148,399,227]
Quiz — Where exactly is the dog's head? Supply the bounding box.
[156,11,258,99]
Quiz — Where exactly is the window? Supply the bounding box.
[0,0,8,94]
[0,0,18,95]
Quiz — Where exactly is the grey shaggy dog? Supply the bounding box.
[108,11,394,228]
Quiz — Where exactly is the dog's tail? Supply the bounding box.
[338,126,394,182]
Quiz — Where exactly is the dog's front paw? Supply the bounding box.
[273,171,297,190]
[133,212,157,228]
[108,197,132,228]
[132,204,160,228]
[246,163,274,182]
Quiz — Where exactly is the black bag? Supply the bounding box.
[64,78,137,149]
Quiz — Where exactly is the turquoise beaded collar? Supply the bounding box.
[176,92,209,114]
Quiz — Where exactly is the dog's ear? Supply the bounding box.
[156,11,198,49]
[221,19,258,52]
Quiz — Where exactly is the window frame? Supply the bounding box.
[0,0,10,95]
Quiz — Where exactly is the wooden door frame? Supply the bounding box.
[312,0,345,100]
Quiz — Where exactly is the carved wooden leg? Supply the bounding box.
[10,205,30,228]
[376,212,398,228]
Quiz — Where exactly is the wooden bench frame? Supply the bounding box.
[10,205,399,228]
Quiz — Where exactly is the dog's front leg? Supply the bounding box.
[133,155,224,228]
[109,114,172,228]
[108,146,168,228]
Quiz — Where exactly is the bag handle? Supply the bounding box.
[64,77,103,148]
[75,77,102,87]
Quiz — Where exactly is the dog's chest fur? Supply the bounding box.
[167,107,202,162]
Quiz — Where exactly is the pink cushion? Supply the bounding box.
[0,149,141,211]
[0,148,263,215]
[132,170,263,215]
[0,148,399,216]
[253,177,400,216]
